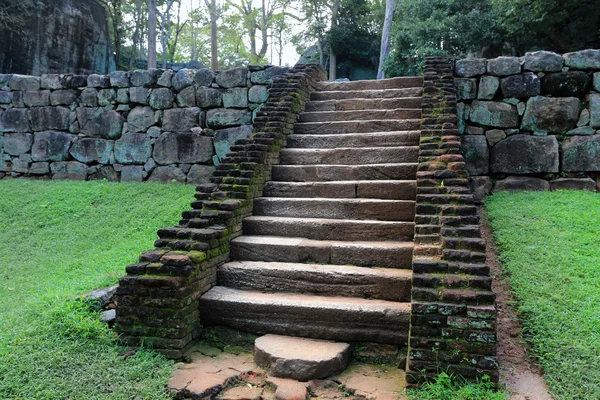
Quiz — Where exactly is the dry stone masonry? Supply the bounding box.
[455,49,600,199]
[0,66,287,182]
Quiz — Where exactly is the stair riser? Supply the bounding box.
[305,98,422,112]
[279,147,419,165]
[263,181,416,200]
[231,240,413,269]
[315,77,423,92]
[243,218,414,241]
[285,132,420,148]
[294,120,421,134]
[310,88,422,101]
[299,109,421,123]
[272,164,418,182]
[253,199,415,221]
[217,265,411,302]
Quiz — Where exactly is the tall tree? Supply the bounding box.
[328,0,340,80]
[97,0,126,67]
[148,0,157,68]
[377,0,394,79]
[204,0,220,70]
[157,0,176,68]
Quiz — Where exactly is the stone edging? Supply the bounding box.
[406,57,498,384]
[115,64,327,358]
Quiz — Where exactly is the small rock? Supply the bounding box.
[566,126,595,136]
[99,309,116,325]
[578,109,590,127]
[217,386,262,400]
[470,176,492,204]
[485,129,506,146]
[455,78,477,100]
[493,176,550,192]
[85,285,118,307]
[477,75,499,100]
[550,178,596,192]
[461,135,489,175]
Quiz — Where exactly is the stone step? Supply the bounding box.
[230,236,414,268]
[253,198,415,221]
[263,180,416,200]
[298,109,421,123]
[254,334,352,381]
[243,216,414,241]
[199,287,410,344]
[294,119,421,134]
[279,147,419,165]
[305,97,422,112]
[310,87,422,101]
[272,163,418,182]
[285,131,420,148]
[315,77,423,92]
[218,261,412,302]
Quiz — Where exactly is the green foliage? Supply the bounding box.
[0,180,195,399]
[486,191,600,399]
[406,372,507,400]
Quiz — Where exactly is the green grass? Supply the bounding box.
[0,180,196,399]
[486,190,600,399]
[406,373,506,400]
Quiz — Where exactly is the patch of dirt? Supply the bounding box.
[479,208,553,400]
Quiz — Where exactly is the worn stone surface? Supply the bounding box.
[493,176,550,192]
[469,100,518,128]
[79,88,98,107]
[563,49,600,70]
[77,107,124,139]
[523,51,563,72]
[487,57,521,76]
[129,86,149,104]
[561,134,600,172]
[207,108,252,128]
[29,106,70,131]
[223,88,249,108]
[150,87,175,109]
[521,96,580,133]
[461,135,489,175]
[590,94,600,128]
[121,165,144,182]
[114,133,152,164]
[41,74,63,90]
[491,134,559,174]
[477,75,499,100]
[455,78,477,100]
[197,88,223,108]
[249,85,269,103]
[455,59,486,77]
[98,89,116,106]
[542,71,590,97]
[485,129,506,146]
[23,90,50,107]
[594,72,600,92]
[172,69,194,92]
[500,73,540,98]
[50,160,87,180]
[110,71,129,87]
[194,68,215,86]
[470,176,492,204]
[32,131,75,161]
[254,335,351,381]
[9,75,41,91]
[127,106,155,132]
[216,67,248,88]
[163,107,201,131]
[4,133,33,155]
[153,131,213,164]
[550,178,596,191]
[187,164,214,185]
[176,86,196,108]
[567,126,595,136]
[148,165,187,183]
[0,108,30,132]
[130,70,156,87]
[213,125,253,164]
[69,138,113,164]
[251,66,288,84]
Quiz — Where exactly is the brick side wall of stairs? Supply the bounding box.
[406,57,498,384]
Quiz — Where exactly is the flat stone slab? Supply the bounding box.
[254,334,351,381]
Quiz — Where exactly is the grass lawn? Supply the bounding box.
[0,180,195,399]
[486,190,600,399]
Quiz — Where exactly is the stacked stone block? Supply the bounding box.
[406,57,498,384]
[455,50,600,198]
[115,64,328,358]
[0,66,287,182]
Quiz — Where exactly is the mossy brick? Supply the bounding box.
[411,314,448,327]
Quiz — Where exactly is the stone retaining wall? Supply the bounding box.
[455,49,600,200]
[0,66,288,183]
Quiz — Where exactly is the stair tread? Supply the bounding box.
[232,235,414,248]
[244,215,414,225]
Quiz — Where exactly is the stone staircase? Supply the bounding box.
[199,77,423,347]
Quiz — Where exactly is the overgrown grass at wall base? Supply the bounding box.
[486,191,600,400]
[0,180,195,399]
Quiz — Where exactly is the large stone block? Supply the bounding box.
[149,87,175,109]
[193,69,215,86]
[172,69,194,92]
[69,138,113,164]
[455,78,477,100]
[77,107,124,139]
[87,74,110,88]
[121,165,144,182]
[521,96,580,133]
[550,178,596,191]
[523,51,563,72]
[110,71,130,87]
[491,134,559,174]
[98,89,116,106]
[470,176,492,204]
[206,108,252,128]
[542,72,590,97]
[197,88,223,108]
[29,106,70,131]
[213,125,253,164]
[32,131,75,161]
[153,131,213,164]
[216,67,248,88]
[130,70,158,87]
[563,49,600,70]
[79,88,98,107]
[249,85,269,103]
[127,106,155,132]
[50,90,78,106]
[461,135,489,175]
[250,66,288,84]
[176,86,196,108]
[23,90,50,107]
[0,91,12,104]
[129,87,149,104]
[594,72,600,92]
[561,135,600,172]
[487,57,521,76]
[469,101,519,128]
[4,133,33,155]
[590,94,600,129]
[0,108,30,132]
[163,108,202,131]
[50,161,87,180]
[186,164,215,184]
[500,73,540,98]
[454,59,486,77]
[477,76,499,100]
[9,75,40,91]
[41,74,64,90]
[148,166,186,183]
[493,176,550,192]
[114,133,152,164]
[223,88,248,108]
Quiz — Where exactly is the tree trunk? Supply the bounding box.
[148,0,157,68]
[328,0,340,80]
[206,0,219,70]
[377,0,394,79]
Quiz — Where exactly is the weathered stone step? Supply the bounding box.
[263,180,416,200]
[298,109,421,123]
[218,261,412,301]
[243,216,414,241]
[279,147,419,165]
[315,77,423,91]
[286,131,420,148]
[230,236,414,268]
[305,97,422,112]
[272,163,418,182]
[253,198,415,221]
[294,119,421,134]
[254,334,352,381]
[311,87,422,101]
[199,287,411,344]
